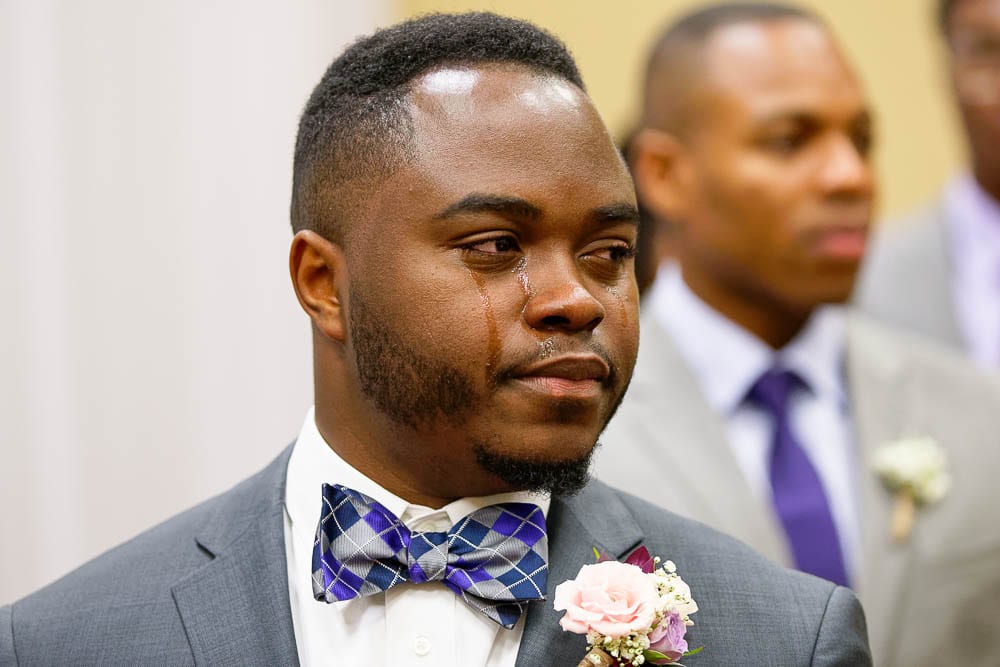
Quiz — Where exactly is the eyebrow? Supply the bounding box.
[434,193,640,226]
[755,108,872,127]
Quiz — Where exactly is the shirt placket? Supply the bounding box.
[384,509,456,667]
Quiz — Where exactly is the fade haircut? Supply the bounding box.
[642,2,820,132]
[290,12,584,243]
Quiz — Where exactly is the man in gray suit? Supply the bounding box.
[857,0,1000,370]
[599,4,1000,666]
[0,12,868,667]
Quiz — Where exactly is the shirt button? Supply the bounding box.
[413,636,432,656]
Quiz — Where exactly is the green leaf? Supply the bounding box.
[592,546,601,561]
[643,649,671,660]
[683,646,705,656]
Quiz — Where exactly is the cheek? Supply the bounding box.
[597,284,640,375]
[703,164,807,258]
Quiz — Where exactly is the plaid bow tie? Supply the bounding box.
[312,483,548,629]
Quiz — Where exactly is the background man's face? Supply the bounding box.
[342,64,639,495]
[672,19,874,311]
[948,0,1000,189]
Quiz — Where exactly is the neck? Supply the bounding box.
[680,265,812,350]
[972,166,1000,204]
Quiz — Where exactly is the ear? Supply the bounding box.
[289,230,348,342]
[630,127,695,225]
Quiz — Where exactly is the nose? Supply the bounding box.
[522,260,605,334]
[818,135,874,202]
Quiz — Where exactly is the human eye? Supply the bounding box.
[760,131,808,154]
[851,126,873,157]
[581,240,637,280]
[590,242,637,263]
[757,118,816,156]
[461,235,521,255]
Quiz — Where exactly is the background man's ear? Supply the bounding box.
[289,230,349,342]
[631,128,695,226]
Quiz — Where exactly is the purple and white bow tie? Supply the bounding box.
[312,483,548,629]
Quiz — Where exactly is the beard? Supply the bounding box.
[347,283,629,497]
[473,438,598,497]
[350,284,478,430]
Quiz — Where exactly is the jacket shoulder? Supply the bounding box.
[4,447,291,665]
[849,312,1000,399]
[863,201,947,278]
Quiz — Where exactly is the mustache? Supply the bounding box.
[490,340,619,387]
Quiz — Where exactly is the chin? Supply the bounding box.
[472,430,599,497]
[794,270,859,307]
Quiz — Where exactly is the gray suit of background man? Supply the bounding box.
[599,4,1000,666]
[858,0,1000,371]
[1,12,869,666]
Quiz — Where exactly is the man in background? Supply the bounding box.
[1,12,870,666]
[858,0,1000,370]
[598,4,1000,665]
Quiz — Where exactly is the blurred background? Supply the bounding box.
[0,0,964,603]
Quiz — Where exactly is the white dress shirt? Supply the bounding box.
[283,408,551,667]
[647,264,862,579]
[946,173,1000,370]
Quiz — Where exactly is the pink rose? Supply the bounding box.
[553,561,660,638]
[647,611,688,664]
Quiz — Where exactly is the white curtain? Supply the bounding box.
[0,0,387,603]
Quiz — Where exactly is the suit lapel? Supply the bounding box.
[515,483,644,667]
[627,318,789,563]
[846,315,918,664]
[172,448,300,666]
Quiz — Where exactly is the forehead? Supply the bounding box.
[695,19,864,120]
[952,0,1000,31]
[400,64,632,201]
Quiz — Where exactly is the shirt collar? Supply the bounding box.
[648,262,848,413]
[284,407,551,541]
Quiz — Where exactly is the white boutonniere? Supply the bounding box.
[554,546,702,667]
[872,436,950,543]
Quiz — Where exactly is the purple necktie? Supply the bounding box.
[747,368,849,587]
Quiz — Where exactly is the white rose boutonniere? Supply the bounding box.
[872,436,950,543]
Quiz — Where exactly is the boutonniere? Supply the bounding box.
[554,546,701,667]
[872,436,950,543]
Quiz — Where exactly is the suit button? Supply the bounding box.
[413,636,432,656]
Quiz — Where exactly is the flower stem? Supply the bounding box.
[577,647,615,667]
[890,487,915,544]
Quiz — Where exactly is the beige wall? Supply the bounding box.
[397,0,965,219]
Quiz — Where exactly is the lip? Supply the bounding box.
[510,355,610,398]
[809,224,869,262]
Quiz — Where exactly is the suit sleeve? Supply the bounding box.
[1,604,16,666]
[811,585,872,666]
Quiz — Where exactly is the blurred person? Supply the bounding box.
[620,130,677,295]
[857,0,1000,371]
[597,3,1000,666]
[0,12,871,666]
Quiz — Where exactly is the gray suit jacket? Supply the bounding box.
[1,445,869,665]
[855,200,965,350]
[597,311,1000,666]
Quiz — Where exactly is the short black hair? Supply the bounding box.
[290,12,584,243]
[650,2,816,60]
[642,2,820,130]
